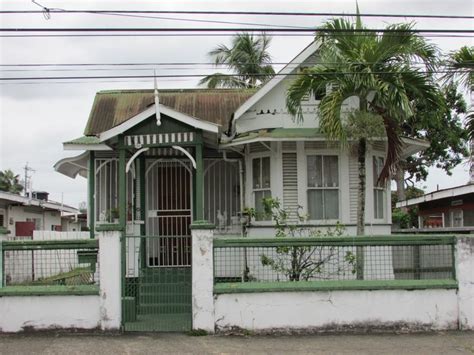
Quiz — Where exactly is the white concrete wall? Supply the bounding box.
[191,227,215,332]
[98,230,122,330]
[0,295,100,332]
[215,289,459,331]
[457,236,474,330]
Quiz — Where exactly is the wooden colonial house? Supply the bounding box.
[54,41,426,330]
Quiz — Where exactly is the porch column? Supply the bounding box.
[191,221,215,332]
[97,224,123,330]
[118,142,127,230]
[88,151,95,239]
[195,143,204,220]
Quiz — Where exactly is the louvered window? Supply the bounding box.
[307,155,339,220]
[252,156,271,221]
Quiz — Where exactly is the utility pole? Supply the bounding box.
[23,162,35,197]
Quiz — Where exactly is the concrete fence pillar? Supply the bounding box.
[456,236,474,330]
[191,221,215,333]
[97,225,122,330]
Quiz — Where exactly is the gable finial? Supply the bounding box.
[154,70,162,126]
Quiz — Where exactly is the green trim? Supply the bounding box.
[89,151,95,239]
[118,142,127,231]
[0,285,99,297]
[0,227,10,235]
[195,140,204,221]
[190,221,215,230]
[2,239,98,251]
[213,235,456,248]
[214,279,459,294]
[96,223,124,232]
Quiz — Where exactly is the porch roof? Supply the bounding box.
[221,128,429,156]
[63,136,112,151]
[54,151,89,179]
[84,89,255,136]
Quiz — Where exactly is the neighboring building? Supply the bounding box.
[61,212,88,232]
[396,184,474,232]
[55,41,426,241]
[0,191,79,237]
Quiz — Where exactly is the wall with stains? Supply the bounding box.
[0,295,101,332]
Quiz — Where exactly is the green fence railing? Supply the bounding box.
[213,235,457,292]
[1,239,99,289]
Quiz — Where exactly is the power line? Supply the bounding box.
[0,61,452,70]
[1,27,473,33]
[2,33,473,39]
[1,9,473,20]
[1,70,470,82]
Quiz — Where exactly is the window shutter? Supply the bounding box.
[282,153,299,222]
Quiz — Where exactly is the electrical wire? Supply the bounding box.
[1,9,473,20]
[1,27,473,33]
[1,70,470,82]
[2,33,473,39]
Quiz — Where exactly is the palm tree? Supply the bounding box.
[444,46,474,140]
[286,15,442,235]
[0,169,24,194]
[199,33,275,89]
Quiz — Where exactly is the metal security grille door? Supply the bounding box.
[146,160,192,267]
[123,159,192,332]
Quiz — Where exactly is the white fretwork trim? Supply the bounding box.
[125,132,195,147]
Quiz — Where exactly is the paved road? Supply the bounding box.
[0,331,473,354]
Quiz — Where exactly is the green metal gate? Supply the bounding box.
[122,160,193,332]
[122,235,192,332]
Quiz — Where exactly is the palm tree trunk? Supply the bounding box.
[356,137,366,280]
[395,165,407,213]
[356,137,366,235]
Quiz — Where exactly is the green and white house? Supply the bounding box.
[54,41,428,331]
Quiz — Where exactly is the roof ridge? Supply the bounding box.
[96,88,257,95]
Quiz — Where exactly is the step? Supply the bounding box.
[139,293,190,304]
[138,303,191,314]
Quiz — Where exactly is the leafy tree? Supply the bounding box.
[395,84,469,201]
[0,169,24,194]
[199,33,275,88]
[391,186,425,228]
[286,12,441,235]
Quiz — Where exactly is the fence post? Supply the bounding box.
[97,224,123,330]
[456,236,474,330]
[191,221,215,333]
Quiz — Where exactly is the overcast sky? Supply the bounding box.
[0,0,473,208]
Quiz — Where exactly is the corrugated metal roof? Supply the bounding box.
[64,136,101,145]
[84,89,256,136]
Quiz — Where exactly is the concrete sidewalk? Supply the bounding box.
[0,331,473,354]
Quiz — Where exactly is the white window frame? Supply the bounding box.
[251,154,272,221]
[305,153,341,222]
[373,156,386,220]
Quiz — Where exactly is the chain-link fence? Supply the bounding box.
[1,239,99,287]
[214,236,455,283]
